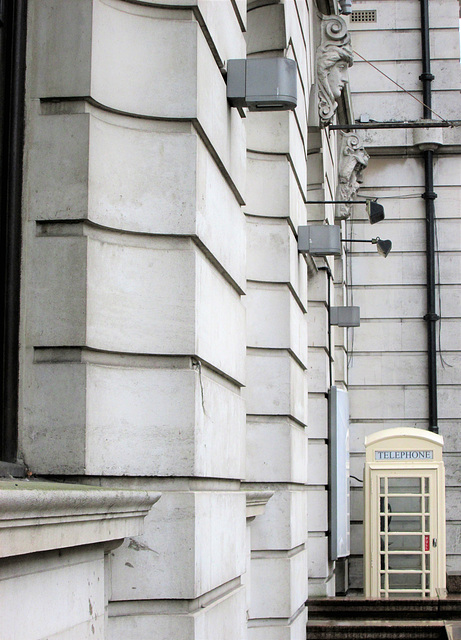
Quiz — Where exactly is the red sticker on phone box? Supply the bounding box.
[425,535,430,551]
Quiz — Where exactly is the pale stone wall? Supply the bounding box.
[14,0,355,634]
[21,0,248,637]
[3,546,108,640]
[348,0,461,589]
[0,481,158,640]
[243,1,311,634]
[13,0,461,620]
[305,104,350,597]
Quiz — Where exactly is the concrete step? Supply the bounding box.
[306,618,448,640]
[308,596,461,620]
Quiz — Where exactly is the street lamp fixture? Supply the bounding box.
[305,198,385,224]
[342,237,392,258]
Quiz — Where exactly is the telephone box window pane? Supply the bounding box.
[389,516,423,533]
[388,554,422,571]
[388,496,421,514]
[389,573,422,590]
[388,478,421,494]
[388,534,422,551]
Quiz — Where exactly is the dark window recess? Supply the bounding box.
[0,0,26,465]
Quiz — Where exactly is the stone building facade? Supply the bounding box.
[1,0,461,638]
[346,0,461,591]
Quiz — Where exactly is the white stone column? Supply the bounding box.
[307,266,335,597]
[21,1,248,637]
[305,116,345,599]
[243,2,310,637]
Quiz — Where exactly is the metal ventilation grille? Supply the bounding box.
[351,9,377,22]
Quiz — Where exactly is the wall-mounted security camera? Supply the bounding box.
[227,58,297,112]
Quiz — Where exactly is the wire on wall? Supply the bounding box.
[434,214,452,369]
[345,216,355,370]
[353,49,451,124]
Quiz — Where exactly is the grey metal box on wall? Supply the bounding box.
[330,306,360,327]
[298,225,341,256]
[227,58,297,111]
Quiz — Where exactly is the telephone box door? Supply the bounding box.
[364,428,445,598]
[370,468,439,598]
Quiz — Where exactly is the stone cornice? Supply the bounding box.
[245,490,273,520]
[0,480,160,558]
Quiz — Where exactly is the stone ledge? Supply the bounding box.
[0,479,160,558]
[0,461,26,477]
[246,490,274,520]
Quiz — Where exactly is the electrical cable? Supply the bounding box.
[346,216,355,369]
[357,193,424,200]
[434,212,452,369]
[353,50,451,125]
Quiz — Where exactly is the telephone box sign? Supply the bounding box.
[375,450,434,461]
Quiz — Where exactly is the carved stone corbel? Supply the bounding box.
[316,15,354,126]
[336,131,369,220]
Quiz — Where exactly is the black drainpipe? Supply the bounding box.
[420,0,439,433]
[319,265,333,389]
[0,0,27,461]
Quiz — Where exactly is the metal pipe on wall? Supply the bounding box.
[319,266,333,389]
[0,0,27,461]
[420,0,439,433]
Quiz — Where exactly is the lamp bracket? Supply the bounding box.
[305,199,376,204]
[329,121,456,130]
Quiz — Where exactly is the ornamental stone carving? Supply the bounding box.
[317,15,353,126]
[336,131,369,220]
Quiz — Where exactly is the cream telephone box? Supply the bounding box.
[364,428,446,598]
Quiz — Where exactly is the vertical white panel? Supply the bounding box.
[329,386,351,559]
